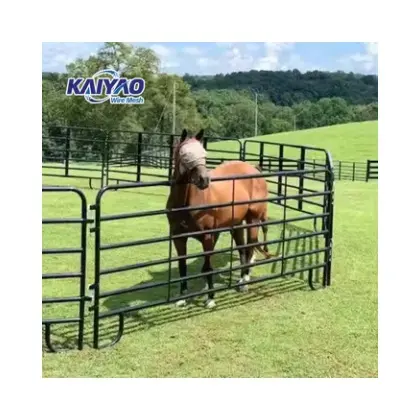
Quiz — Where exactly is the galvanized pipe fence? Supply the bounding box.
[42,135,335,352]
[42,125,376,187]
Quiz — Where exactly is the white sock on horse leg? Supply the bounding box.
[175,299,187,307]
[238,274,250,292]
[205,299,216,309]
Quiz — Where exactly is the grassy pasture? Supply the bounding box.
[42,173,377,378]
[42,122,378,377]
[245,121,378,161]
[43,121,379,187]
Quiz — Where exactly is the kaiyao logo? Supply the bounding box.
[65,69,146,104]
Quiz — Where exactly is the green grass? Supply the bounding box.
[42,122,378,377]
[42,170,377,377]
[211,121,377,182]
[243,121,378,162]
[43,121,378,186]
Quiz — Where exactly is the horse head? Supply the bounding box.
[173,128,210,190]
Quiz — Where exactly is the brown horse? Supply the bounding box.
[166,129,271,309]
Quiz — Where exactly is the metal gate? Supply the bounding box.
[242,140,334,281]
[87,144,334,349]
[42,187,89,351]
[42,142,334,351]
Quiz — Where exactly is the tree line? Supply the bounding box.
[43,42,378,153]
[183,69,377,106]
[192,89,377,138]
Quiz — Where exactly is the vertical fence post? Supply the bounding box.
[277,145,284,204]
[105,132,110,187]
[323,158,334,287]
[321,154,330,234]
[101,134,106,189]
[136,132,143,182]
[352,162,356,182]
[90,194,101,349]
[168,134,174,180]
[100,132,109,188]
[259,142,264,169]
[338,161,342,180]
[78,191,88,350]
[64,127,71,177]
[366,160,370,182]
[298,148,305,211]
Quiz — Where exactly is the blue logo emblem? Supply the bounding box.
[65,69,145,105]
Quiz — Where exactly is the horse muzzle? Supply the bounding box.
[197,175,210,190]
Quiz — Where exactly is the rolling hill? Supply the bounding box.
[242,121,378,162]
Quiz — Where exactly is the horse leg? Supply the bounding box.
[173,237,188,307]
[202,234,216,309]
[232,226,249,292]
[245,215,262,279]
[213,232,220,247]
[200,232,220,293]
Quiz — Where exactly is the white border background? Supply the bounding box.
[2,0,419,418]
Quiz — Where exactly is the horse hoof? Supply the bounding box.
[175,299,187,308]
[237,275,250,292]
[204,299,216,309]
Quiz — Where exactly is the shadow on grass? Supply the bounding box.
[43,221,325,352]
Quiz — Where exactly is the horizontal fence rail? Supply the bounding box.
[366,160,378,181]
[42,139,335,351]
[42,125,376,188]
[42,187,89,351]
[87,167,334,349]
[242,155,376,183]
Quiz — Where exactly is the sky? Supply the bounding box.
[42,42,378,75]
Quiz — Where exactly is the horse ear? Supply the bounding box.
[180,129,188,142]
[195,129,204,141]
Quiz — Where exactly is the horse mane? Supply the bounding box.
[171,139,186,180]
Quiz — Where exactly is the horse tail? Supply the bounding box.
[254,243,272,259]
[254,229,272,259]
[254,209,272,259]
